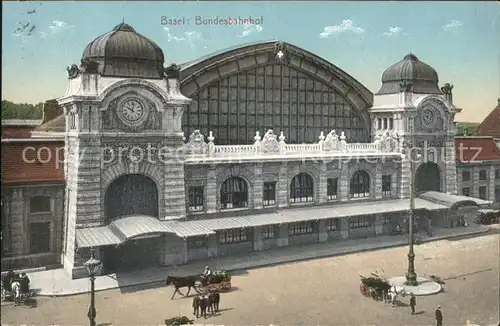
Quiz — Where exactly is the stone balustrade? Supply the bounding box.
[182,129,402,159]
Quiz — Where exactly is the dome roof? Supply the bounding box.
[376,54,442,95]
[81,23,165,79]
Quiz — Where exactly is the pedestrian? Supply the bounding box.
[409,292,416,315]
[435,305,443,326]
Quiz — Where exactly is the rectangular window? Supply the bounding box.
[479,186,487,200]
[383,216,391,225]
[219,228,249,245]
[462,171,471,182]
[389,118,394,130]
[289,222,314,235]
[349,216,372,229]
[327,178,338,200]
[262,225,279,239]
[462,187,470,197]
[495,169,500,179]
[326,219,339,231]
[479,170,488,181]
[495,186,500,202]
[188,186,204,212]
[188,236,207,249]
[29,222,51,254]
[382,175,392,196]
[29,196,51,214]
[263,182,276,206]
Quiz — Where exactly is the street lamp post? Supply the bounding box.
[405,142,419,286]
[84,248,102,326]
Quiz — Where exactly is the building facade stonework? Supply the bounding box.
[2,24,499,274]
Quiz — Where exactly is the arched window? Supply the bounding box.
[350,170,370,198]
[220,177,248,209]
[479,170,487,181]
[290,173,314,203]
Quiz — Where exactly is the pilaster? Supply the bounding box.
[489,165,496,201]
[444,136,457,194]
[318,162,328,203]
[253,163,264,209]
[207,234,218,258]
[206,165,217,214]
[277,162,289,208]
[472,166,479,197]
[339,162,350,201]
[400,157,411,199]
[162,161,186,220]
[374,214,384,235]
[318,220,328,242]
[340,217,350,239]
[375,160,383,199]
[277,224,289,247]
[253,226,264,251]
[9,188,26,255]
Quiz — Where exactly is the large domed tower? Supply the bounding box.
[369,54,460,199]
[57,23,192,278]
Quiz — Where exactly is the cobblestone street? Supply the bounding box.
[2,232,499,326]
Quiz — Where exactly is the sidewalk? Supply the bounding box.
[30,224,493,297]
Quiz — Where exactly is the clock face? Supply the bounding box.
[120,99,145,123]
[421,106,436,128]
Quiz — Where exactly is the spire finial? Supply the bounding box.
[122,18,125,24]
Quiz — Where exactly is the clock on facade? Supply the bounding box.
[117,98,148,127]
[421,106,436,128]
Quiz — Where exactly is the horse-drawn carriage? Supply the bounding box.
[166,269,232,299]
[200,270,231,292]
[359,275,392,301]
[1,272,32,305]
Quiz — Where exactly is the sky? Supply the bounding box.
[2,1,499,122]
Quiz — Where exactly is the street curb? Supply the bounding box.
[37,227,490,297]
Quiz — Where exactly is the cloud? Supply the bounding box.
[164,27,209,48]
[12,20,74,41]
[48,20,74,33]
[382,26,403,37]
[442,20,463,31]
[238,24,264,38]
[319,19,365,38]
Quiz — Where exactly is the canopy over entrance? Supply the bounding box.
[76,215,176,248]
[419,191,492,208]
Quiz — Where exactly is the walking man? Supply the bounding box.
[409,293,416,315]
[435,305,443,326]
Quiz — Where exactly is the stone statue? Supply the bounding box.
[273,41,288,63]
[323,130,340,151]
[165,64,180,79]
[185,130,207,154]
[261,129,280,153]
[440,83,454,94]
[399,80,413,93]
[80,59,99,74]
[66,64,80,79]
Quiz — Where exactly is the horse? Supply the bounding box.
[11,281,22,305]
[192,295,201,318]
[200,294,209,319]
[388,286,407,306]
[165,276,200,299]
[210,291,220,312]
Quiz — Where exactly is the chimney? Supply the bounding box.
[42,99,64,124]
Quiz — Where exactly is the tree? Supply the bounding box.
[1,100,44,120]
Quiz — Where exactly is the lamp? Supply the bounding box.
[84,248,102,326]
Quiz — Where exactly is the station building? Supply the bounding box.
[2,23,499,277]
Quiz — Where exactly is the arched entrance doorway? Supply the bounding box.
[104,174,158,220]
[415,162,441,193]
[103,174,162,273]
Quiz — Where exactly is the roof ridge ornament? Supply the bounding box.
[273,41,289,64]
[66,64,80,79]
